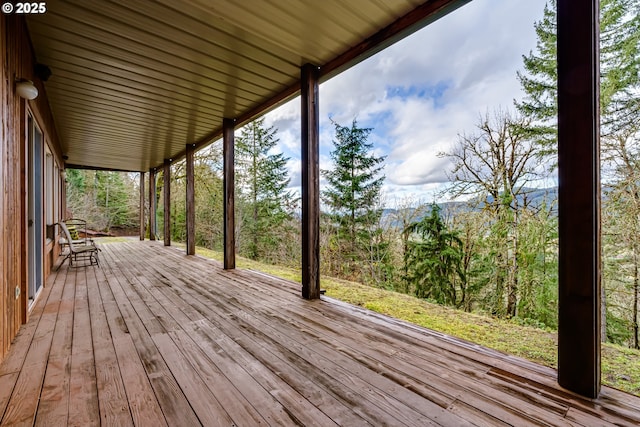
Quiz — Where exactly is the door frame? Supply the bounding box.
[26,112,44,307]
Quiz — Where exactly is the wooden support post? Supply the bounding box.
[223,118,236,270]
[164,159,171,246]
[186,144,196,256]
[301,63,320,300]
[557,0,601,398]
[139,172,145,240]
[149,168,157,241]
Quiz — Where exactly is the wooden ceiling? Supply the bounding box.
[27,0,469,172]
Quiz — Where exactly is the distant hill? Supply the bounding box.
[382,187,558,227]
[480,187,558,210]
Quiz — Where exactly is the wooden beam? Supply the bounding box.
[164,159,171,246]
[557,0,601,398]
[139,172,145,240]
[148,168,156,241]
[300,64,320,300]
[64,164,141,173]
[223,118,236,270]
[186,144,195,256]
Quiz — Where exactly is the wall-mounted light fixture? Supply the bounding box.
[15,79,38,100]
[34,63,52,82]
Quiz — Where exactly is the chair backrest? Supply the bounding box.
[67,224,80,240]
[59,222,79,252]
[64,218,86,239]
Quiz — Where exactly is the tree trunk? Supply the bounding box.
[506,212,518,318]
[601,278,608,343]
[506,270,517,317]
[494,252,505,316]
[634,249,639,349]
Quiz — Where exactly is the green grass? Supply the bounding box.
[183,244,640,396]
[93,236,133,244]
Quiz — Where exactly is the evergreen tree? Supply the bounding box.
[404,204,466,307]
[515,1,557,157]
[169,161,188,243]
[600,0,640,134]
[65,169,138,232]
[94,171,133,231]
[389,197,428,293]
[194,151,224,250]
[65,168,86,196]
[65,168,88,219]
[516,0,640,155]
[236,117,295,261]
[515,200,559,328]
[322,119,385,278]
[518,0,640,342]
[449,207,493,313]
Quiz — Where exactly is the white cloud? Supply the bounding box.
[286,158,301,188]
[265,0,546,202]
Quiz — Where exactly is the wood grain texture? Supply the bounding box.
[163,159,171,247]
[148,168,157,241]
[223,118,236,270]
[185,144,195,256]
[1,263,66,426]
[1,13,7,363]
[300,63,320,300]
[139,172,145,240]
[85,261,132,426]
[34,266,72,427]
[98,261,167,427]
[1,239,639,426]
[67,267,100,427]
[557,0,601,398]
[1,14,66,363]
[1,13,24,363]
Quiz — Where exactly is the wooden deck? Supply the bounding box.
[1,240,639,426]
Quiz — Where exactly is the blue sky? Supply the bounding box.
[252,0,548,205]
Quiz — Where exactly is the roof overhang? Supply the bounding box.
[27,0,470,172]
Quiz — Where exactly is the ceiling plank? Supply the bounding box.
[26,0,470,172]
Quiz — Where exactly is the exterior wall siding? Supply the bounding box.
[1,14,64,363]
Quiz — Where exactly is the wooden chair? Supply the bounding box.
[59,221,100,267]
[63,218,89,243]
[58,219,91,260]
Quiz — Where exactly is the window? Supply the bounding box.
[45,146,54,237]
[54,163,59,223]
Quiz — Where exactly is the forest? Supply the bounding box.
[65,0,640,350]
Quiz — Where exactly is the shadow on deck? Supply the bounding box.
[1,239,639,426]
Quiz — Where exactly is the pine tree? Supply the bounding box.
[236,117,295,261]
[94,171,133,231]
[600,0,640,134]
[322,119,385,278]
[404,204,466,307]
[517,0,640,341]
[65,169,138,232]
[194,150,224,250]
[515,1,557,157]
[516,0,640,154]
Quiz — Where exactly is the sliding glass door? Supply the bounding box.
[27,114,43,303]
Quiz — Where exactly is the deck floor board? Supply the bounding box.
[1,239,639,426]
